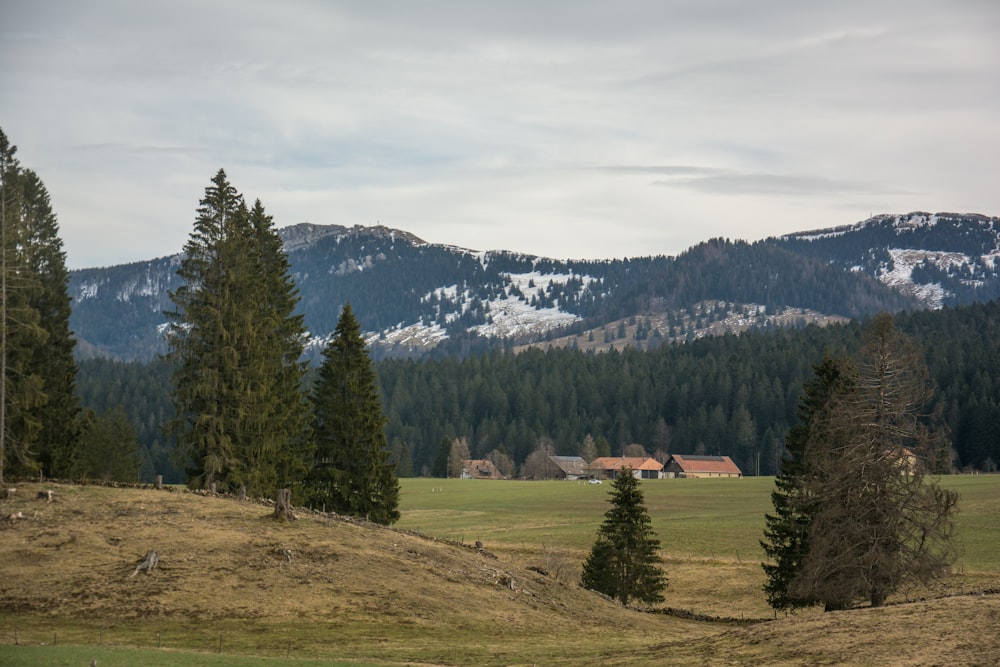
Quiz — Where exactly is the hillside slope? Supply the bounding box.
[0,483,697,664]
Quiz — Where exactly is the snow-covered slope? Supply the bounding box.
[781,212,1000,309]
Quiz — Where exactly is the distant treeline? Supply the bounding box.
[77,299,1000,483]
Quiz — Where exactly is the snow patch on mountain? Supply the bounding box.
[472,295,579,339]
[369,270,594,347]
[472,271,590,338]
[890,212,939,231]
[877,248,959,308]
[366,321,449,348]
[506,271,589,296]
[788,227,852,242]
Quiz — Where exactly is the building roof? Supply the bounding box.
[549,455,589,476]
[667,454,742,475]
[589,456,664,472]
[462,459,501,479]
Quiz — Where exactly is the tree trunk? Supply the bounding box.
[129,550,159,577]
[273,488,295,522]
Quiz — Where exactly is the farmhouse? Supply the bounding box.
[663,454,743,478]
[890,447,920,475]
[548,455,589,480]
[461,459,502,480]
[589,457,664,480]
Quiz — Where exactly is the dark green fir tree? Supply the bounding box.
[305,304,400,524]
[74,406,141,482]
[761,354,852,611]
[581,469,667,605]
[17,168,81,477]
[166,170,310,497]
[0,127,79,482]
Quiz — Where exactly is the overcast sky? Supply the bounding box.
[2,1,998,269]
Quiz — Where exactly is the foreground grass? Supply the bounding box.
[1,475,997,666]
[0,644,369,667]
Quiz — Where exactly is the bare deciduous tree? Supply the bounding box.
[781,314,958,610]
[485,447,515,478]
[447,437,470,478]
[520,439,556,480]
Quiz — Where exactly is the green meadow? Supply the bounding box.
[397,474,1000,618]
[399,474,1000,567]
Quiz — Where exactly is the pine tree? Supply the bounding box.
[166,170,310,496]
[17,168,80,477]
[167,169,246,490]
[0,130,43,483]
[433,437,451,478]
[0,128,78,483]
[235,200,312,493]
[305,304,400,524]
[581,468,667,605]
[761,354,853,610]
[74,406,141,482]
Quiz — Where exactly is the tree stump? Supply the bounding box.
[273,488,295,522]
[238,486,247,501]
[154,475,163,490]
[129,550,159,578]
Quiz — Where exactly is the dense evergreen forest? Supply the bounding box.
[76,299,1000,483]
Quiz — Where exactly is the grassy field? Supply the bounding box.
[397,474,1000,617]
[0,474,998,666]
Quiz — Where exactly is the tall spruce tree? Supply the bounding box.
[305,304,400,524]
[761,354,854,610]
[166,170,310,496]
[242,199,312,490]
[0,128,78,483]
[17,168,80,477]
[581,468,667,605]
[0,130,44,483]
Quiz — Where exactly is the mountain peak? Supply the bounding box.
[278,222,428,254]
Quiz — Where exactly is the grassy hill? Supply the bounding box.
[1,477,999,666]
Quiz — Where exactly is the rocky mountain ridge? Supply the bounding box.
[68,212,999,361]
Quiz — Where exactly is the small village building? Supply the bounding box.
[890,447,920,475]
[663,454,743,479]
[548,455,590,480]
[461,459,502,480]
[588,457,664,480]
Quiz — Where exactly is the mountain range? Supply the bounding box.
[68,212,1000,362]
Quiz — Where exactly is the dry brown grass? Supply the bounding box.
[0,483,708,664]
[1,481,997,666]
